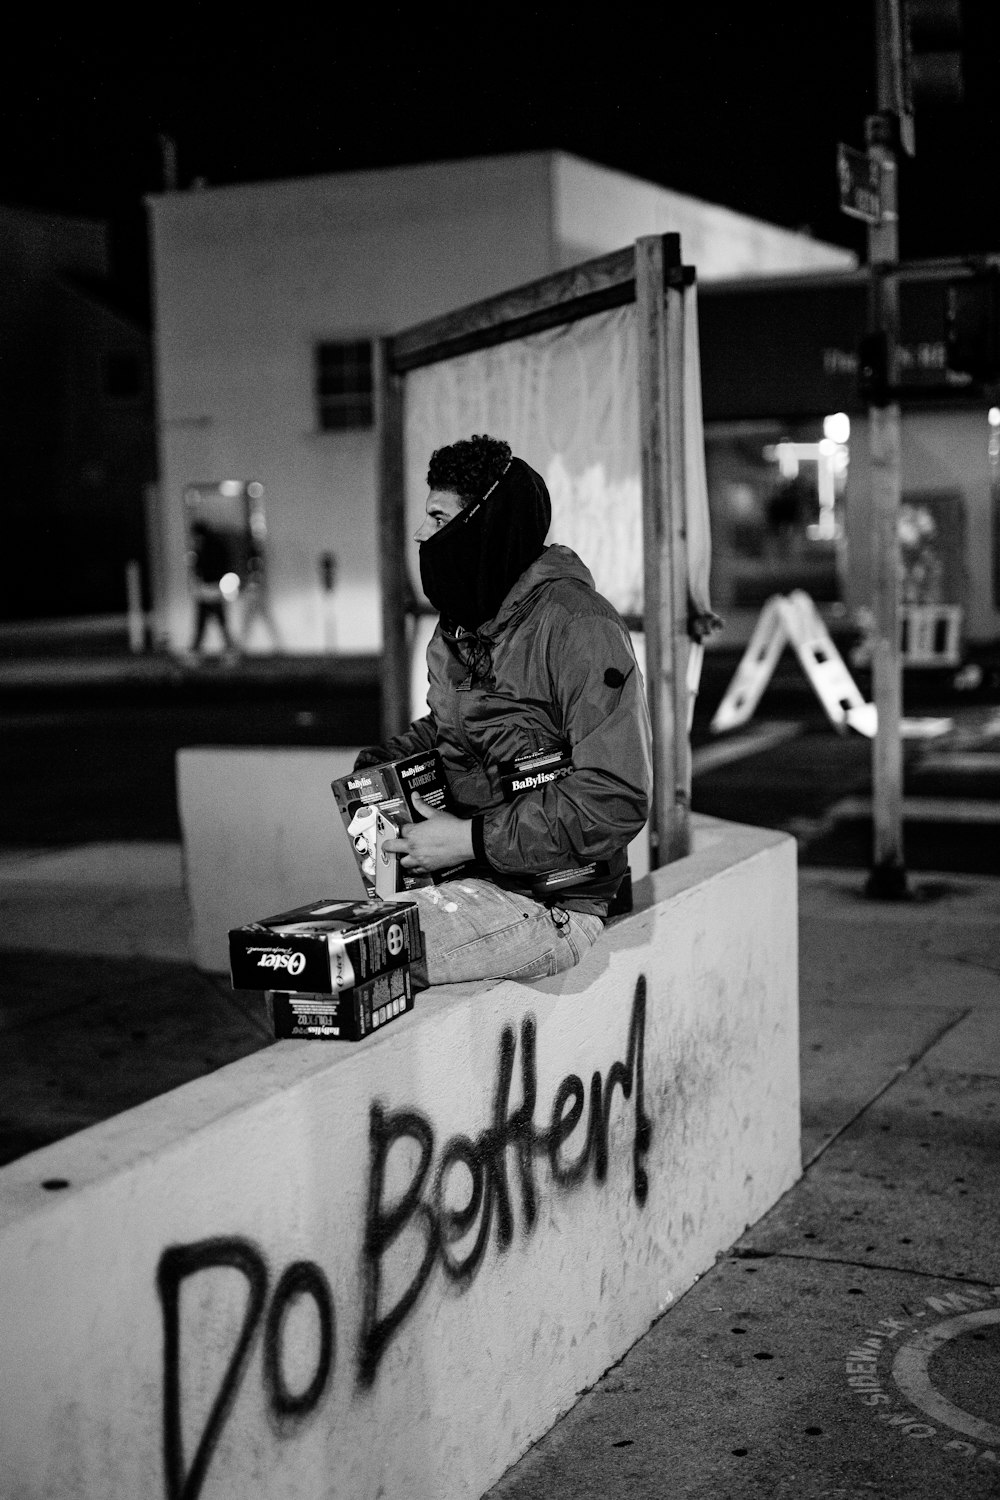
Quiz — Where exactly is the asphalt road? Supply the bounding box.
[0,674,381,845]
[2,652,999,874]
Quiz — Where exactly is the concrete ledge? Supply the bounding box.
[0,817,798,1500]
[177,746,651,972]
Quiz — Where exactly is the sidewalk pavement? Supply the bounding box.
[0,844,268,1164]
[1,846,999,1496]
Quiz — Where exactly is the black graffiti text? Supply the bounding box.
[156,975,651,1495]
[157,1237,335,1500]
[358,973,651,1384]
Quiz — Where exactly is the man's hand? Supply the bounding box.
[382,792,474,873]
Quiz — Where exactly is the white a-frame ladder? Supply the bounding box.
[710,591,877,738]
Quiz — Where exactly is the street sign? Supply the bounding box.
[837,143,882,224]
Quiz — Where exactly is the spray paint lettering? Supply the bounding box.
[156,976,650,1496]
[157,1239,334,1500]
[358,974,650,1383]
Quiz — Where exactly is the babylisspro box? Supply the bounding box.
[229,897,423,995]
[266,963,415,1040]
[332,750,465,898]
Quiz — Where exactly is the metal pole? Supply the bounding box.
[125,559,145,654]
[374,338,410,742]
[637,233,690,866]
[866,0,908,899]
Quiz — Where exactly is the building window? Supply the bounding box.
[314,340,373,431]
[103,351,143,399]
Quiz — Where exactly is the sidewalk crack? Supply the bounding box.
[944,952,1000,980]
[801,1006,972,1169]
[730,1246,999,1291]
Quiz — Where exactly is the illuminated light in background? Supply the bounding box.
[247,481,264,499]
[219,572,241,599]
[823,411,851,444]
[775,441,800,480]
[989,407,1000,463]
[220,480,243,497]
[764,436,845,544]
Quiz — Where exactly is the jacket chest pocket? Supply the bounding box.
[462,693,564,768]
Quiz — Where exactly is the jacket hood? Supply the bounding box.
[419,455,552,630]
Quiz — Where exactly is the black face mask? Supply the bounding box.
[418,457,552,630]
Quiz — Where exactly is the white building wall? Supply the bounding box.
[148,155,556,653]
[552,154,857,278]
[148,152,857,654]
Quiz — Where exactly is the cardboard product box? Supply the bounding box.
[266,963,415,1040]
[332,749,467,898]
[229,897,424,995]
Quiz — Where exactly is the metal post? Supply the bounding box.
[990,409,1000,609]
[866,0,908,899]
[125,559,145,654]
[637,233,691,866]
[374,337,410,742]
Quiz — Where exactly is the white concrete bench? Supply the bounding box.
[0,817,798,1500]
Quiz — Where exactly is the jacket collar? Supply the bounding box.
[457,544,596,642]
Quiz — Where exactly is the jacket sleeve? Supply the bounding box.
[353,713,439,771]
[471,613,653,876]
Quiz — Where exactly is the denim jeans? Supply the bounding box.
[406,878,605,985]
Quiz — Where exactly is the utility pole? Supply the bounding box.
[859,0,964,894]
[865,0,908,898]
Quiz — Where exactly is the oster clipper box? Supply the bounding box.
[229,897,424,996]
[332,749,467,898]
[266,963,415,1040]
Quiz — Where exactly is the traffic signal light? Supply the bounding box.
[946,271,1000,384]
[905,0,964,103]
[895,0,964,155]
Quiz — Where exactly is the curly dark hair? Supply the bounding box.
[426,434,512,506]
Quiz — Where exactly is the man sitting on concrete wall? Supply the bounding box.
[355,433,652,985]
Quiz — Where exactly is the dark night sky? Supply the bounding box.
[5,4,999,316]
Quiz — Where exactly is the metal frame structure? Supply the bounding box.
[375,233,696,866]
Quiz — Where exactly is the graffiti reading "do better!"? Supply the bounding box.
[360,972,651,1382]
[156,977,652,1500]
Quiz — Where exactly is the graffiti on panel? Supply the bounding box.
[157,975,650,1499]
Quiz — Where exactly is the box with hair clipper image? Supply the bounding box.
[266,962,415,1040]
[332,749,467,898]
[229,896,425,996]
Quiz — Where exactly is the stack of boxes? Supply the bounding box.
[229,897,426,1040]
[229,751,460,1041]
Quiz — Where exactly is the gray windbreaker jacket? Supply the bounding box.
[376,544,653,911]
